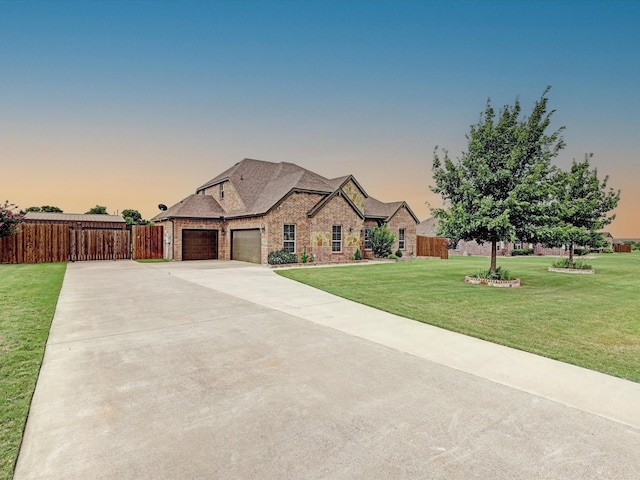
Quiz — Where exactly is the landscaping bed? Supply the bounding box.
[465,275,521,287]
[548,267,594,275]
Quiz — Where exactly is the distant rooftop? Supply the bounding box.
[24,212,126,223]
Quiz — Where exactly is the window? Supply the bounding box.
[399,228,406,250]
[283,224,295,253]
[364,228,372,250]
[220,183,225,200]
[332,225,342,252]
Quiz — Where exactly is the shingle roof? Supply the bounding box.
[364,197,402,219]
[24,212,126,223]
[151,194,225,221]
[192,158,416,222]
[416,217,439,236]
[197,159,338,217]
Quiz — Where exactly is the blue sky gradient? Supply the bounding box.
[2,1,638,236]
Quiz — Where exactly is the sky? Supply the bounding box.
[2,0,639,237]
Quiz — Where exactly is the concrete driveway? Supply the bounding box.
[15,260,640,479]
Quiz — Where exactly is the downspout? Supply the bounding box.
[169,218,175,260]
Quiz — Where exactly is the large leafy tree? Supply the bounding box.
[545,154,620,268]
[0,201,25,237]
[431,87,565,274]
[85,205,108,215]
[24,205,63,213]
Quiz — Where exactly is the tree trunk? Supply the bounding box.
[490,239,497,274]
[568,241,574,269]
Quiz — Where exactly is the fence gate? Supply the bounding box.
[68,229,131,261]
[132,225,164,260]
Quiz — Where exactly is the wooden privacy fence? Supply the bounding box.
[0,224,68,264]
[416,236,449,259]
[69,228,131,261]
[132,225,164,260]
[0,224,164,264]
[614,244,632,253]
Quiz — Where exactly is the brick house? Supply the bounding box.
[417,217,567,256]
[152,158,419,263]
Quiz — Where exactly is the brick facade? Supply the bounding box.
[204,181,246,214]
[386,206,417,256]
[451,240,567,257]
[154,159,419,264]
[308,194,363,263]
[156,218,225,261]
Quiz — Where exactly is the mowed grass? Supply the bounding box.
[0,263,66,480]
[277,253,640,382]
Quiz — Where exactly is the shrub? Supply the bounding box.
[511,248,534,256]
[474,266,513,281]
[268,250,298,265]
[395,248,403,258]
[352,248,362,261]
[370,225,395,258]
[301,247,309,263]
[602,247,614,254]
[388,254,397,260]
[552,258,592,270]
[0,201,24,237]
[573,247,589,256]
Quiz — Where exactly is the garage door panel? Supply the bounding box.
[183,230,218,261]
[232,229,261,264]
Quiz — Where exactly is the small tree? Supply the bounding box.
[86,205,108,215]
[431,87,565,275]
[122,209,148,225]
[0,201,25,237]
[370,224,395,258]
[544,154,620,268]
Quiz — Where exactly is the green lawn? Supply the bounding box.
[277,253,640,382]
[0,263,66,480]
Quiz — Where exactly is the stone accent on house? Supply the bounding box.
[342,180,365,214]
[311,231,331,248]
[309,194,363,263]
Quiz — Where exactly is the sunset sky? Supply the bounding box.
[2,1,639,237]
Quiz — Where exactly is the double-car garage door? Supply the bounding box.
[181,228,261,263]
[231,229,261,264]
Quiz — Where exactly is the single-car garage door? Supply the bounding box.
[231,229,261,264]
[182,229,218,261]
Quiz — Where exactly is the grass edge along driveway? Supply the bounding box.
[277,253,640,383]
[0,263,66,480]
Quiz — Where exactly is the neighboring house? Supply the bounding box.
[600,232,614,250]
[417,217,567,256]
[152,158,419,263]
[23,212,127,230]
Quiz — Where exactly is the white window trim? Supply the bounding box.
[399,228,406,250]
[332,225,342,253]
[364,227,372,251]
[284,224,296,253]
[220,182,225,200]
